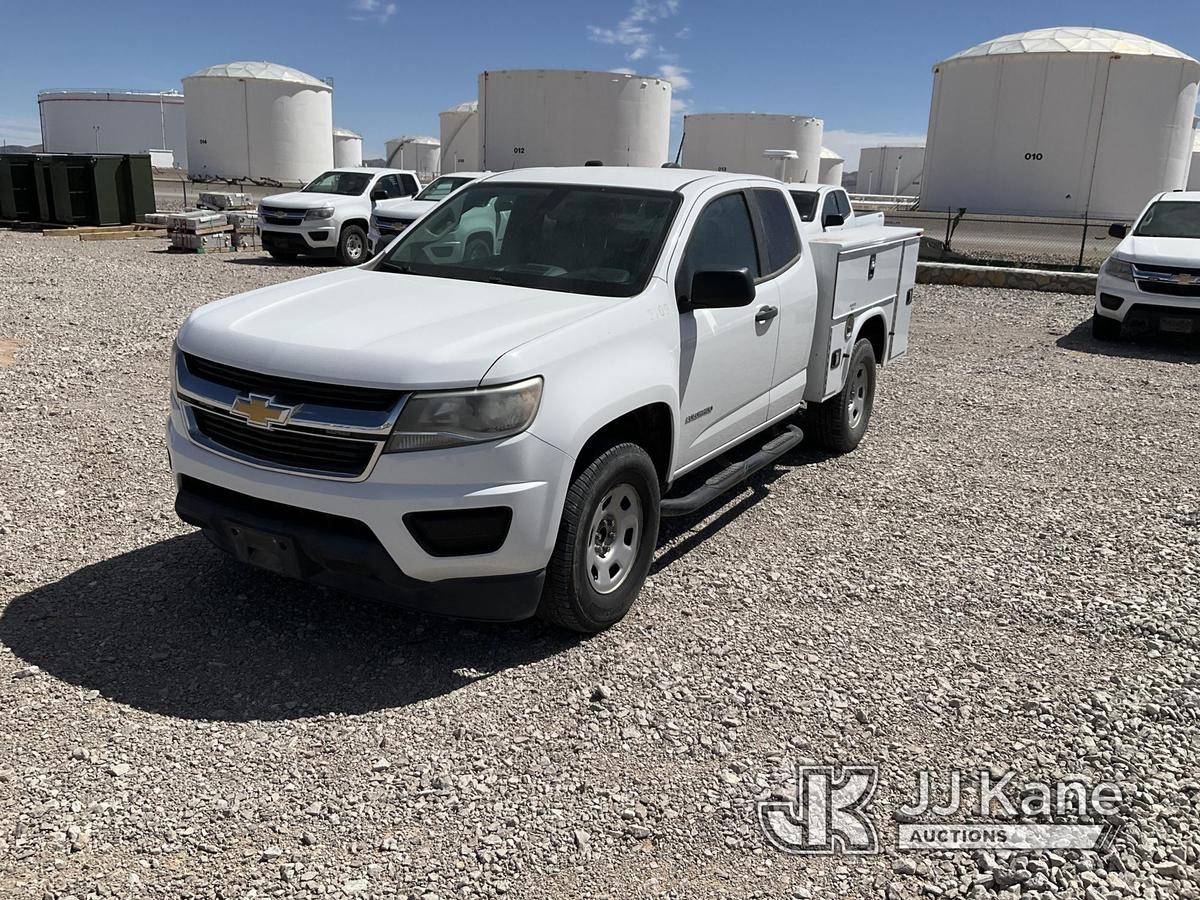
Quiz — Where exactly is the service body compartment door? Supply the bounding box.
[888,239,919,361]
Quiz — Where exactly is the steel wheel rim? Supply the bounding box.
[585,483,643,595]
[848,363,869,426]
[346,233,364,260]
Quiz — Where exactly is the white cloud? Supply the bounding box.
[610,68,637,75]
[658,64,690,92]
[822,130,926,169]
[0,115,40,147]
[349,0,396,23]
[588,0,683,63]
[670,97,693,119]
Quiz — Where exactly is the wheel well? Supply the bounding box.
[573,404,673,486]
[464,232,493,249]
[857,313,888,363]
[341,218,370,237]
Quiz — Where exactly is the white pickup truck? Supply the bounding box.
[168,168,919,632]
[787,183,884,235]
[259,168,421,265]
[1094,191,1200,340]
[368,172,489,254]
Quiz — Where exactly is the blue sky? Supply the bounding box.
[2,0,1198,169]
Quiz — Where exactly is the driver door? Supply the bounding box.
[674,189,779,470]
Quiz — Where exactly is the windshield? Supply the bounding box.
[1134,200,1200,239]
[416,176,475,203]
[378,183,680,298]
[302,171,372,196]
[789,190,819,222]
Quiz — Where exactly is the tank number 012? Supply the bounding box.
[513,147,526,154]
[1024,152,1043,161]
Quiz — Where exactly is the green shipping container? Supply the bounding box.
[0,152,155,226]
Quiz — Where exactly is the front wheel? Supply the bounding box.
[810,338,877,453]
[337,224,368,266]
[537,443,660,633]
[1092,311,1122,342]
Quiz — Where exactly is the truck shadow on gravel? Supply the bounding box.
[0,443,831,724]
[1056,320,1199,363]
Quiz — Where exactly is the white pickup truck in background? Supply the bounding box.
[788,183,885,235]
[1094,191,1200,341]
[168,168,919,633]
[368,171,489,254]
[258,168,421,265]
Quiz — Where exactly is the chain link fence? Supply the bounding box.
[864,208,1123,272]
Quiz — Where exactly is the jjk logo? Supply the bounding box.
[758,764,879,855]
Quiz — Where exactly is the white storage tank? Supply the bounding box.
[920,27,1200,219]
[38,90,187,167]
[333,127,363,167]
[440,101,480,172]
[183,61,333,183]
[1187,131,1200,191]
[818,147,844,186]
[477,69,671,170]
[681,113,823,182]
[384,136,440,179]
[857,146,925,196]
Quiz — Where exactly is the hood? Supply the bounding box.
[261,191,344,209]
[374,198,434,218]
[178,268,613,389]
[1117,235,1200,269]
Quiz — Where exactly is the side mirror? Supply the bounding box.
[370,189,388,202]
[1108,223,1129,239]
[823,213,846,228]
[685,267,756,309]
[494,196,515,212]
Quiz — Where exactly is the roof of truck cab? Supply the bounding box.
[332,167,416,176]
[481,167,776,192]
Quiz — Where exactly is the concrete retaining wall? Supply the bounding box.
[918,262,1097,295]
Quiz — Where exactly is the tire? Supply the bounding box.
[1092,311,1122,342]
[266,247,297,261]
[537,443,661,633]
[337,224,368,266]
[811,338,877,453]
[464,235,492,262]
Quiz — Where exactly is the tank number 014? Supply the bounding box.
[513,147,526,154]
[1024,152,1043,161]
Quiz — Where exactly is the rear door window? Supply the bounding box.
[752,189,801,275]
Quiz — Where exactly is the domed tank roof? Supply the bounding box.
[184,61,330,90]
[942,27,1197,65]
[332,127,361,138]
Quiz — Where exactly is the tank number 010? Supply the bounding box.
[513,147,526,154]
[1024,152,1043,161]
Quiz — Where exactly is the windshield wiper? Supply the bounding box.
[376,261,416,275]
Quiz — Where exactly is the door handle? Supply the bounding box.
[755,305,779,324]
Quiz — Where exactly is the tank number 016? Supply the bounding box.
[1024,152,1043,161]
[513,147,526,154]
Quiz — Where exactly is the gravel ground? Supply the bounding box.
[0,231,1197,899]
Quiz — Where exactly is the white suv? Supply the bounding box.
[1095,192,1200,341]
[368,172,488,253]
[259,168,420,265]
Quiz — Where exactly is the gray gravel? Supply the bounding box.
[0,231,1197,899]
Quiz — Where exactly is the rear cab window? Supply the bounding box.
[751,188,801,275]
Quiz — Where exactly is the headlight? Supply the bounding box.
[1103,256,1134,281]
[384,377,543,453]
[304,206,334,221]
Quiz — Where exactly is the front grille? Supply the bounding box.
[1135,262,1200,278]
[192,408,378,477]
[261,206,306,225]
[184,354,401,411]
[1137,280,1200,297]
[376,217,415,234]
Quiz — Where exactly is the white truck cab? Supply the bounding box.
[787,183,884,235]
[169,168,919,632]
[1094,192,1200,340]
[369,172,489,254]
[259,168,420,265]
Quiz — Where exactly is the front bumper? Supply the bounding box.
[260,221,337,255]
[1095,272,1200,331]
[167,403,573,619]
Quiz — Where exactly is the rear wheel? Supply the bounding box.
[337,224,368,266]
[538,443,660,633]
[1092,311,1122,342]
[810,338,877,453]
